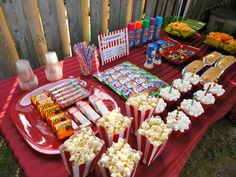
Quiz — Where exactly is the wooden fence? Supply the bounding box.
[0,0,235,80]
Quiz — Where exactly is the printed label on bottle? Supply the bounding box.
[148,26,154,41]
[128,31,134,48]
[142,28,149,43]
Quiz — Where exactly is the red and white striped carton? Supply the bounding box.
[97,117,133,147]
[136,132,167,166]
[125,103,155,135]
[59,137,105,177]
[97,159,140,177]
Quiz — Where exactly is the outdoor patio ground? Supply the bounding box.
[0,114,236,177]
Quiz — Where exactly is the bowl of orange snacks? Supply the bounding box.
[205,32,236,54]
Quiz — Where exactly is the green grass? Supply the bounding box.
[0,117,235,177]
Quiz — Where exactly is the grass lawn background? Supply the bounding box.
[0,116,235,177]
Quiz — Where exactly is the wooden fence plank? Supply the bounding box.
[90,0,103,45]
[22,0,47,66]
[55,0,71,58]
[101,0,109,33]
[0,6,19,77]
[80,0,89,42]
[0,0,40,68]
[156,0,168,16]
[145,0,158,17]
[164,0,177,18]
[66,0,83,50]
[37,0,64,59]
[109,0,121,31]
[132,0,146,21]
[119,0,134,28]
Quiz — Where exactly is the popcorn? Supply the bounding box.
[194,90,215,105]
[180,99,204,118]
[154,98,167,114]
[166,110,191,132]
[184,72,201,85]
[97,108,132,134]
[173,78,192,92]
[203,82,225,97]
[159,86,181,101]
[61,127,104,165]
[126,92,158,111]
[137,116,172,165]
[97,108,133,147]
[98,138,142,177]
[138,117,172,146]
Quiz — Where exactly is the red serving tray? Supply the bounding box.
[10,78,118,155]
[161,37,200,64]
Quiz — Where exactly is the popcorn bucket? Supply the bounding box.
[98,158,140,177]
[137,133,166,166]
[59,141,105,177]
[125,103,155,135]
[97,118,133,147]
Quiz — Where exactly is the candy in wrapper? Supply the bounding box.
[58,92,89,108]
[48,80,78,93]
[89,95,109,116]
[31,93,48,105]
[42,104,61,119]
[76,101,101,123]
[54,120,74,140]
[70,108,91,127]
[47,112,67,131]
[36,97,52,106]
[37,100,54,114]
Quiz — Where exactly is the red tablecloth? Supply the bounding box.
[0,35,236,177]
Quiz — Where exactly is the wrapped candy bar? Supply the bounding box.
[37,100,54,114]
[54,119,74,140]
[125,92,158,134]
[89,95,109,116]
[166,109,191,137]
[31,92,48,105]
[48,80,79,94]
[97,108,133,147]
[76,101,101,123]
[59,92,88,108]
[36,97,52,106]
[47,112,67,130]
[42,104,61,119]
[137,116,172,166]
[98,138,142,177]
[60,127,104,177]
[67,106,91,127]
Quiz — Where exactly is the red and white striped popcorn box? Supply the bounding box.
[125,103,155,135]
[97,118,133,147]
[59,141,105,177]
[97,158,140,177]
[136,132,166,166]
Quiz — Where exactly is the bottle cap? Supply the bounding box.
[127,22,135,31]
[142,18,150,28]
[135,21,142,30]
[150,18,156,26]
[156,16,163,25]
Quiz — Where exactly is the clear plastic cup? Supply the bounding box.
[16,59,38,91]
[45,51,63,81]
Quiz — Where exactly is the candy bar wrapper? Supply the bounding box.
[60,141,105,177]
[97,118,133,147]
[98,158,140,177]
[137,133,166,166]
[125,103,155,135]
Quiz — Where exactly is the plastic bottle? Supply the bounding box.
[134,21,142,47]
[141,18,150,44]
[148,18,155,42]
[153,16,163,40]
[127,22,135,48]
